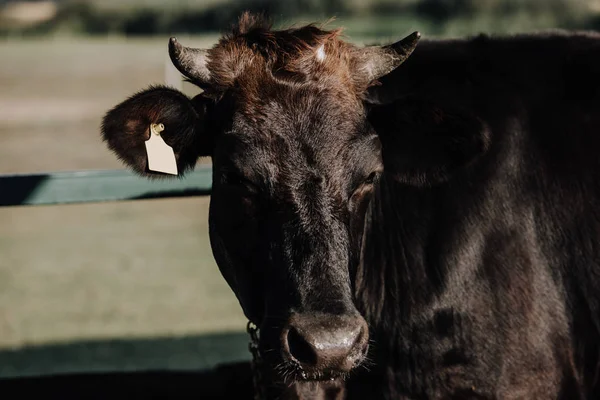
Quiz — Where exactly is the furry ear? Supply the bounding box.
[368,96,491,186]
[101,85,212,177]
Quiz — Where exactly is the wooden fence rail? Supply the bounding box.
[0,166,212,207]
[0,165,256,383]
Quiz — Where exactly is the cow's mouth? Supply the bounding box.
[257,341,369,387]
[272,358,358,383]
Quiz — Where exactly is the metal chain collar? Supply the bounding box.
[247,321,267,400]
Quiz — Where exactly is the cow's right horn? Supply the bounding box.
[359,31,420,82]
[169,37,211,87]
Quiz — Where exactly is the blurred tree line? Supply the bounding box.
[0,0,597,37]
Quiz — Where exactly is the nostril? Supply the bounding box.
[357,325,369,354]
[282,314,370,373]
[361,342,369,356]
[287,327,317,365]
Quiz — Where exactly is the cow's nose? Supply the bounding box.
[282,313,369,373]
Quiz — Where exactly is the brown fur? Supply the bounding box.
[202,12,375,100]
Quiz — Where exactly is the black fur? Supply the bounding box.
[101,85,210,177]
[101,23,600,399]
[353,31,600,399]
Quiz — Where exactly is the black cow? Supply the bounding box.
[101,13,600,399]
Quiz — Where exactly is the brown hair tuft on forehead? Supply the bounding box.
[204,12,369,97]
[233,11,274,35]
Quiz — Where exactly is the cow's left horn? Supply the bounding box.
[168,37,211,87]
[361,31,421,81]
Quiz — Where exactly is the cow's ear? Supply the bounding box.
[101,85,212,178]
[368,96,491,186]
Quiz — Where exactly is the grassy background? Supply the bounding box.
[0,0,599,379]
[0,35,254,377]
[2,0,598,38]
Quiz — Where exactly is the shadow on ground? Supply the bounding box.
[0,332,254,399]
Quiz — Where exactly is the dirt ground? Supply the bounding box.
[0,35,251,376]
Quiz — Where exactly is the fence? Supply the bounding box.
[0,167,212,207]
[0,165,256,389]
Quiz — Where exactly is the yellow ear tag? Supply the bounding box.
[145,123,178,175]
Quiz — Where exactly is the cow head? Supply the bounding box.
[101,13,489,384]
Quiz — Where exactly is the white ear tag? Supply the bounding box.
[145,123,178,175]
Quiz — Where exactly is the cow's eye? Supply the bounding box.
[363,171,378,186]
[357,171,379,190]
[349,171,379,201]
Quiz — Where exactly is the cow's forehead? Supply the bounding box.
[234,81,364,134]
[204,15,378,183]
[216,93,379,188]
[226,83,367,154]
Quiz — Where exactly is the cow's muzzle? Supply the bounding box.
[277,312,369,381]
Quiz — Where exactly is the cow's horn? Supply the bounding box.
[361,31,421,81]
[388,31,421,62]
[168,37,211,87]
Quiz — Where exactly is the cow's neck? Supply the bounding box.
[357,177,446,325]
[355,168,498,339]
[351,172,495,397]
[354,36,519,334]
